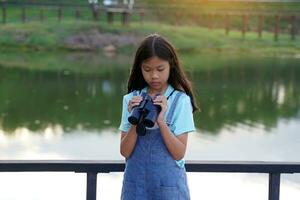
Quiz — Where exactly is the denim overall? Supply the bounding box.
[121,91,190,200]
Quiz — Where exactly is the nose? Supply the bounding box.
[151,72,159,79]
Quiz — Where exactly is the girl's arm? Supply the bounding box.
[120,126,138,159]
[120,95,143,159]
[153,94,188,161]
[157,120,188,160]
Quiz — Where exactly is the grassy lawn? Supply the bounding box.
[0,20,299,54]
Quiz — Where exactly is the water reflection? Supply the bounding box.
[0,53,299,134]
[0,66,124,132]
[190,56,300,133]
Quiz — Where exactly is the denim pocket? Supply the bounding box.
[121,181,136,200]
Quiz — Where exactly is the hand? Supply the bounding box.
[128,95,143,113]
[153,95,167,123]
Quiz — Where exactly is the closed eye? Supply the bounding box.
[142,66,151,72]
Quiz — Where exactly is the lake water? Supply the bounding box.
[0,51,299,199]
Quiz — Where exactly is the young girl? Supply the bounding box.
[119,34,199,200]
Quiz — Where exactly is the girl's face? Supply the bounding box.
[141,56,170,93]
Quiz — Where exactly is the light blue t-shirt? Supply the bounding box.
[118,84,196,167]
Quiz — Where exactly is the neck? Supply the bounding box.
[148,85,168,95]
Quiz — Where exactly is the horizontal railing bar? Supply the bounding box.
[0,160,300,173]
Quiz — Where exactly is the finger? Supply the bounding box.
[154,95,161,100]
[153,102,165,106]
[153,96,162,100]
[129,98,141,105]
[154,96,166,101]
[128,102,141,112]
[153,98,164,103]
[131,96,142,101]
[153,102,161,106]
[131,100,142,105]
[131,102,141,106]
[133,95,143,99]
[132,96,143,102]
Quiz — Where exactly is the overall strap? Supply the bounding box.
[166,91,183,125]
[167,89,176,100]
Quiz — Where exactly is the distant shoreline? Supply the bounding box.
[0,21,299,55]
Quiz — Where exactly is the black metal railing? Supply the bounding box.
[0,160,300,200]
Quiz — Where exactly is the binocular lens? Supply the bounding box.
[143,119,154,128]
[128,108,142,125]
[128,116,138,125]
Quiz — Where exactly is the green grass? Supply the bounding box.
[0,19,299,54]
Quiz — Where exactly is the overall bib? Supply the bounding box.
[121,91,190,200]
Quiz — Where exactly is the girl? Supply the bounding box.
[119,33,199,200]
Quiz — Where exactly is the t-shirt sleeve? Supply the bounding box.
[118,95,132,133]
[171,94,196,136]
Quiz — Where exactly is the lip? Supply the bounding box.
[150,82,160,86]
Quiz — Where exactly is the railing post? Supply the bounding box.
[242,14,248,39]
[269,173,280,200]
[139,9,144,25]
[290,15,296,40]
[90,4,99,21]
[58,5,62,22]
[86,172,97,200]
[208,13,214,29]
[274,15,280,41]
[21,6,26,23]
[39,8,44,22]
[225,14,230,35]
[107,11,113,24]
[258,15,264,39]
[75,9,81,21]
[122,10,130,26]
[1,1,7,24]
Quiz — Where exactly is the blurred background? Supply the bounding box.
[0,0,300,199]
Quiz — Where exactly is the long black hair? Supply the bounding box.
[127,34,199,113]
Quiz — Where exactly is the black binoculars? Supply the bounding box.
[128,93,161,136]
